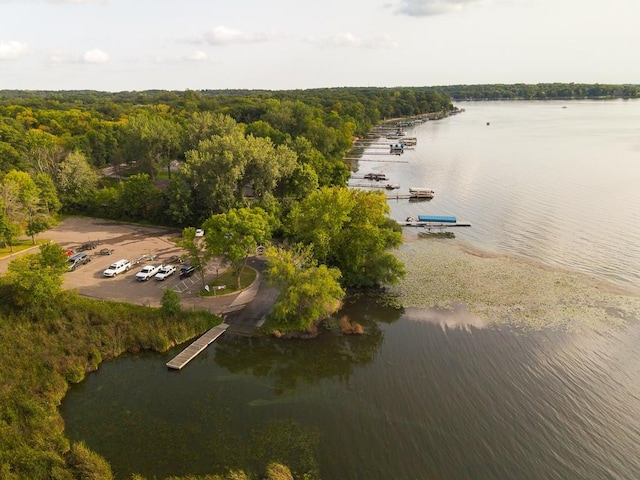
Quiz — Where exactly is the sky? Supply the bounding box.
[1,0,639,92]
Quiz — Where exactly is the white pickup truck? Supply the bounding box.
[155,264,176,281]
[135,264,162,281]
[103,259,131,277]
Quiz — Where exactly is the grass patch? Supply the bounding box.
[200,265,257,296]
[0,238,50,258]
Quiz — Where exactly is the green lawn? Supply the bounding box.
[0,239,49,258]
[201,264,257,296]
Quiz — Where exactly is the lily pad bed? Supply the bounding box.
[392,239,640,332]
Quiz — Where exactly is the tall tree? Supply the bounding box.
[1,170,54,245]
[202,207,271,289]
[5,242,67,309]
[182,126,249,219]
[286,187,404,287]
[120,112,181,180]
[264,244,344,333]
[57,150,99,211]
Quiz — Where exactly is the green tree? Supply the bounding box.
[22,128,66,181]
[120,111,181,180]
[264,244,344,334]
[163,173,194,226]
[57,150,99,211]
[0,210,20,251]
[182,125,249,219]
[5,242,67,309]
[161,288,182,316]
[202,207,271,289]
[286,186,355,263]
[331,189,404,287]
[286,187,404,287]
[118,173,162,221]
[242,136,297,200]
[34,172,61,215]
[184,111,241,151]
[2,170,54,244]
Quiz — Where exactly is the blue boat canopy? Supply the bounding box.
[417,215,457,223]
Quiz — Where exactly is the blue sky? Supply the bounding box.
[1,0,638,91]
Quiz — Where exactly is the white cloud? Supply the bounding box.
[186,50,207,61]
[82,49,109,63]
[0,41,29,60]
[50,48,110,63]
[203,26,272,45]
[395,0,486,16]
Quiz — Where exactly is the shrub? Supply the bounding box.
[161,288,182,316]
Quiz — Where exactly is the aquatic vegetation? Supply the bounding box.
[392,240,640,331]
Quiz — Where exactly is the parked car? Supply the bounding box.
[68,252,91,271]
[155,265,176,281]
[195,228,205,237]
[95,248,114,256]
[179,264,196,278]
[135,264,162,281]
[103,259,131,277]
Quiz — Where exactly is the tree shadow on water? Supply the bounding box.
[214,294,403,395]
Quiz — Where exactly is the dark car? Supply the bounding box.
[68,252,91,271]
[179,264,196,278]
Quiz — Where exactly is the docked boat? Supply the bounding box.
[364,172,387,181]
[386,129,407,139]
[409,187,435,199]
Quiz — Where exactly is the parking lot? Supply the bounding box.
[0,217,239,313]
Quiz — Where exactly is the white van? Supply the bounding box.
[103,259,131,277]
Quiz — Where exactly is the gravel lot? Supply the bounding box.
[0,217,240,313]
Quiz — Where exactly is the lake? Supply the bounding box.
[61,100,640,479]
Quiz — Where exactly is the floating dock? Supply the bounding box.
[166,323,229,370]
[403,222,471,228]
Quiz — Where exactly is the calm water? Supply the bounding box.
[362,99,640,288]
[62,100,640,479]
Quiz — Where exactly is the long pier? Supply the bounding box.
[166,323,229,370]
[349,182,400,189]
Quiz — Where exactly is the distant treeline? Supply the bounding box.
[430,83,640,100]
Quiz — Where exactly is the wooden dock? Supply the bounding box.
[349,182,400,189]
[166,323,229,370]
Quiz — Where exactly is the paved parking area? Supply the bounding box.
[0,217,240,313]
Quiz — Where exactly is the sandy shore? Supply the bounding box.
[392,236,640,332]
